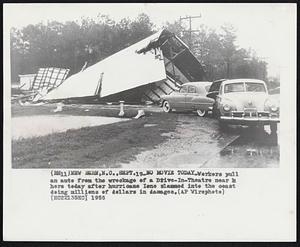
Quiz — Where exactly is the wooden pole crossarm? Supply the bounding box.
[181,30,200,33]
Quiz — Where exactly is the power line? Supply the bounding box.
[179,15,202,50]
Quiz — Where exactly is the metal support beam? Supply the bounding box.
[156,85,167,95]
[143,93,155,103]
[150,89,161,98]
[165,48,187,67]
[163,81,176,91]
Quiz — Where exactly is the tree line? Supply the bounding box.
[10,13,274,87]
[166,20,268,82]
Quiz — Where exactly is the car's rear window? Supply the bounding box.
[180,85,188,93]
[209,81,221,92]
[224,83,244,93]
[188,86,196,93]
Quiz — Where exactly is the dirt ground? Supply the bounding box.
[11,103,279,168]
[122,114,239,168]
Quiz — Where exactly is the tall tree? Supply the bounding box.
[164,20,268,81]
[10,15,268,83]
[10,13,155,81]
[219,23,237,78]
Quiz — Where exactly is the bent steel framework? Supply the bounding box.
[42,29,205,104]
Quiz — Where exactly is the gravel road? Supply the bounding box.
[122,113,239,168]
[122,112,279,168]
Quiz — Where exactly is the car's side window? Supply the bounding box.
[180,85,188,93]
[205,85,211,93]
[209,81,221,93]
[188,86,196,94]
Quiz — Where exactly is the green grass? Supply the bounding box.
[11,104,178,168]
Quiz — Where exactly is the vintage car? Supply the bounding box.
[160,81,215,116]
[207,78,227,116]
[215,79,280,132]
[207,79,227,100]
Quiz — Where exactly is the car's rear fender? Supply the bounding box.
[191,97,215,110]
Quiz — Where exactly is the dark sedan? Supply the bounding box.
[160,81,215,116]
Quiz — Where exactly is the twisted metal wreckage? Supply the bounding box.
[22,29,206,104]
[12,67,70,103]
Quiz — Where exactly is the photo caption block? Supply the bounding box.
[49,169,239,201]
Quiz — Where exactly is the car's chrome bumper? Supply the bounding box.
[220,111,280,123]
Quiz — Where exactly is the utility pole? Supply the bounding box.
[179,15,202,51]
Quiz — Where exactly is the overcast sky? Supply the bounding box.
[4,3,296,77]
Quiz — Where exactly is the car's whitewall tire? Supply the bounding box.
[196,109,206,117]
[162,101,172,113]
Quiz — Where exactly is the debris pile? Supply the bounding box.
[12,67,69,105]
